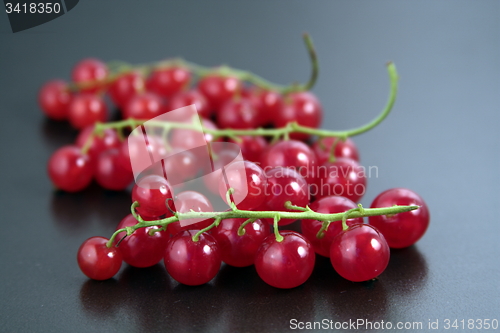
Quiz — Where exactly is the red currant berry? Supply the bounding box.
[71,58,109,93]
[330,224,390,282]
[170,118,219,151]
[312,137,360,165]
[274,92,322,140]
[316,158,367,203]
[164,230,221,286]
[198,75,242,110]
[260,140,318,185]
[369,188,430,248]
[123,92,165,120]
[262,167,310,226]
[38,80,71,120]
[167,191,214,235]
[202,148,239,194]
[255,231,315,289]
[115,214,169,268]
[146,67,191,98]
[107,71,145,108]
[253,89,283,126]
[68,94,108,130]
[48,145,93,192]
[211,218,270,267]
[77,236,122,280]
[217,99,259,129]
[218,161,268,211]
[301,196,363,257]
[227,135,268,163]
[120,134,168,174]
[95,149,133,191]
[167,89,211,119]
[131,175,174,217]
[163,148,199,185]
[75,126,121,160]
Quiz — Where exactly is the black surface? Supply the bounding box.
[1,1,499,332]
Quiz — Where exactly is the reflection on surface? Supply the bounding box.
[383,246,429,293]
[40,118,77,151]
[51,183,131,233]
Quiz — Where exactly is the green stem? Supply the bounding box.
[69,34,317,94]
[84,62,398,153]
[106,202,419,248]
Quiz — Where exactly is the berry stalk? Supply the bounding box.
[70,34,318,95]
[106,199,419,247]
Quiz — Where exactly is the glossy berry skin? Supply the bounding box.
[301,196,363,257]
[115,214,169,268]
[163,148,198,185]
[68,94,108,130]
[132,175,174,217]
[316,158,367,203]
[95,149,133,191]
[48,145,93,192]
[250,88,283,126]
[217,99,259,129]
[107,71,145,108]
[123,92,165,120]
[330,224,390,282]
[198,75,242,110]
[211,218,270,267]
[167,89,211,119]
[146,67,191,98]
[369,188,430,248]
[75,126,121,160]
[260,140,318,185]
[71,58,109,93]
[262,167,310,226]
[167,191,214,235]
[312,137,360,165]
[170,118,219,151]
[119,134,167,173]
[77,236,122,280]
[164,230,221,286]
[255,231,315,289]
[38,80,71,120]
[227,135,268,163]
[274,92,322,140]
[218,161,267,211]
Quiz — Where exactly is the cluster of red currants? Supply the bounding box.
[41,56,429,289]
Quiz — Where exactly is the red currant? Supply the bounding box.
[255,231,315,288]
[198,75,242,110]
[71,58,109,93]
[48,145,93,192]
[315,158,367,202]
[75,126,121,160]
[77,236,122,280]
[330,224,390,282]
[217,99,259,129]
[167,89,211,119]
[38,80,71,120]
[312,137,360,165]
[262,167,310,226]
[164,230,221,286]
[369,188,430,248]
[146,67,191,98]
[131,175,174,217]
[211,218,270,267]
[301,196,363,257]
[115,214,169,268]
[167,191,214,235]
[260,140,318,185]
[95,149,133,191]
[68,94,108,130]
[218,161,267,211]
[123,92,165,120]
[227,135,268,163]
[170,118,218,151]
[107,71,145,108]
[274,92,322,140]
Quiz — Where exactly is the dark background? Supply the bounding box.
[0,1,499,332]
